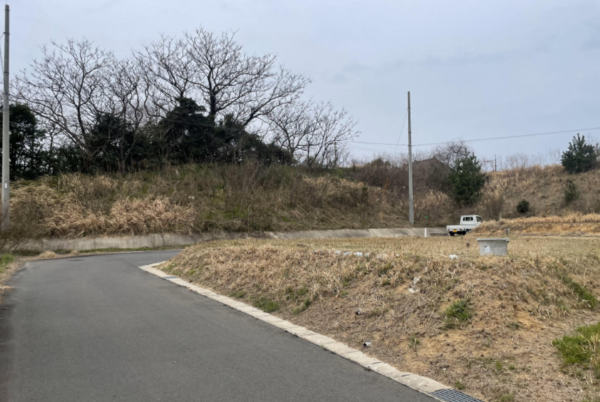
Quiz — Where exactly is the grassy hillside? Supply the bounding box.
[482,165,600,219]
[160,236,600,402]
[8,164,412,239]
[474,214,600,237]
[6,162,600,240]
[403,164,600,224]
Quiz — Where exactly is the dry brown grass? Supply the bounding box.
[485,165,600,218]
[43,196,197,237]
[357,162,600,223]
[162,236,600,402]
[9,164,417,239]
[7,162,600,241]
[475,213,600,236]
[0,258,20,296]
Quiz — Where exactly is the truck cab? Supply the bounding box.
[446,215,483,236]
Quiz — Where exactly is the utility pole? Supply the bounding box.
[407,91,414,226]
[1,5,9,231]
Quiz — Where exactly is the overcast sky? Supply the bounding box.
[11,0,600,164]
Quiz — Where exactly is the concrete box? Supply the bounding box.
[477,238,509,256]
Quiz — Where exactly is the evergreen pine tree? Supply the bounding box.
[561,134,597,174]
[448,153,486,206]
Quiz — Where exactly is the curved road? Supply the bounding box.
[0,251,435,402]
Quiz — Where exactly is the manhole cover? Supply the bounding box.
[431,389,485,402]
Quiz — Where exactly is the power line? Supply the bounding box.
[349,145,392,153]
[350,126,600,148]
[353,140,407,146]
[393,109,408,154]
[413,127,600,147]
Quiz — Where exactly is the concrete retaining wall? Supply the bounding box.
[265,227,446,240]
[13,227,446,252]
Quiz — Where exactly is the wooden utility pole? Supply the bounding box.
[1,5,9,231]
[407,91,414,226]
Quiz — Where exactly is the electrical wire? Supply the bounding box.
[353,140,407,146]
[350,127,600,148]
[393,109,408,154]
[349,145,393,153]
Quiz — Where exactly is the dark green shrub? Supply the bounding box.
[564,180,580,204]
[516,199,530,214]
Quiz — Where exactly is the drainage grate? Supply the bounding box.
[431,389,485,402]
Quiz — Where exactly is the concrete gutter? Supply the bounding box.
[12,227,446,252]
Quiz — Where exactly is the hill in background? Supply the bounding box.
[5,161,599,240]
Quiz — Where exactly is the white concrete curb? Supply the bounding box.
[139,261,460,401]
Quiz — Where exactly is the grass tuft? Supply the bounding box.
[558,273,598,309]
[443,299,473,328]
[230,290,246,299]
[292,299,312,315]
[253,297,280,313]
[0,254,14,273]
[553,322,600,376]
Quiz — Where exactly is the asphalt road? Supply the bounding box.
[0,251,435,402]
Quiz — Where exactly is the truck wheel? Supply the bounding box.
[449,232,455,237]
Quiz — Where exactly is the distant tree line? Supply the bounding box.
[5,28,358,179]
[356,141,489,207]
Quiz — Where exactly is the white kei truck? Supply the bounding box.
[446,215,483,236]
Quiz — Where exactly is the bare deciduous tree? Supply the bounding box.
[15,28,356,172]
[134,35,197,114]
[184,28,310,127]
[268,101,358,168]
[431,141,471,167]
[105,57,152,170]
[304,102,355,168]
[265,100,312,161]
[15,39,114,165]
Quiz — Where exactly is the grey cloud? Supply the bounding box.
[11,0,600,162]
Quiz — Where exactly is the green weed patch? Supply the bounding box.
[553,322,600,376]
[443,299,473,329]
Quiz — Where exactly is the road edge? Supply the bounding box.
[139,261,486,402]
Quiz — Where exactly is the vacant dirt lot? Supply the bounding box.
[161,236,600,402]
